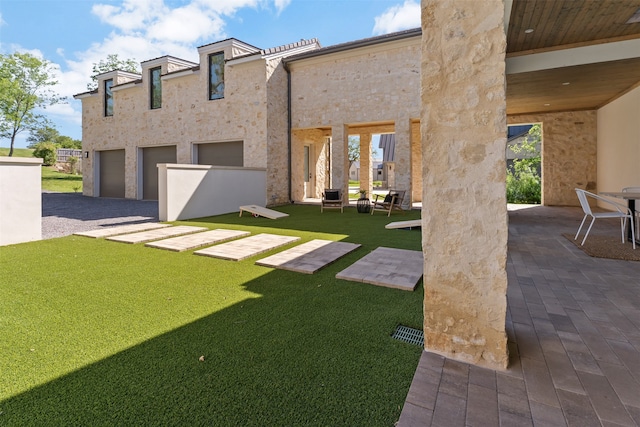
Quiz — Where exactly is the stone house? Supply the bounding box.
[74,0,640,368]
[74,37,320,203]
[74,29,425,207]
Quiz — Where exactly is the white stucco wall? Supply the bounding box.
[158,164,266,221]
[0,156,43,246]
[597,86,640,196]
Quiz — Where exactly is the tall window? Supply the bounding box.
[104,79,114,117]
[209,52,224,100]
[150,67,162,109]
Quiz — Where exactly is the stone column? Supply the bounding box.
[421,0,509,369]
[395,117,412,207]
[359,133,372,197]
[331,124,349,201]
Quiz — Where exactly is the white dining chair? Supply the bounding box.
[574,188,636,249]
[622,186,640,241]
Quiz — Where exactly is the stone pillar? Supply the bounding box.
[421,0,508,369]
[359,133,372,197]
[331,124,349,201]
[395,117,412,207]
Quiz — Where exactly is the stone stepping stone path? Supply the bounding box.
[107,225,208,244]
[335,247,423,291]
[75,222,170,238]
[194,233,300,261]
[145,229,250,252]
[256,239,361,274]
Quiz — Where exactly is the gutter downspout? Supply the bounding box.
[283,61,293,204]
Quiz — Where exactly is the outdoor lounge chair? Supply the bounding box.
[370,189,405,217]
[321,189,343,213]
[574,188,636,250]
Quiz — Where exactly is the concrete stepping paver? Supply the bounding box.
[256,239,361,273]
[194,233,300,261]
[106,225,207,244]
[74,222,170,238]
[145,229,250,252]
[336,246,423,291]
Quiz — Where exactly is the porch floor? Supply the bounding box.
[398,205,640,426]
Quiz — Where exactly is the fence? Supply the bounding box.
[56,149,83,162]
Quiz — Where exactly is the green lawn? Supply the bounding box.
[41,166,82,192]
[0,148,82,192]
[0,147,34,158]
[0,205,423,426]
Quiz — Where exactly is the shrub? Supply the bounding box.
[32,142,57,166]
[68,156,79,174]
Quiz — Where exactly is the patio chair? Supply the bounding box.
[370,189,406,217]
[623,186,640,238]
[574,188,635,249]
[321,189,343,213]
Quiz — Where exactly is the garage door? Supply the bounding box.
[142,145,176,200]
[99,149,125,198]
[197,141,243,166]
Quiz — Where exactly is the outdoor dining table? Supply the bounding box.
[600,191,640,244]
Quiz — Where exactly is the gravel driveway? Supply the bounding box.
[42,192,159,239]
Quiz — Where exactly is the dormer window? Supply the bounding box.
[104,79,114,116]
[150,67,162,109]
[208,52,224,100]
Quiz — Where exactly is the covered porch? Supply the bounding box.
[399,204,640,426]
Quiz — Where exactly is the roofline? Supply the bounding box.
[73,89,98,99]
[283,28,422,64]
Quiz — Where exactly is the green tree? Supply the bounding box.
[26,125,60,148]
[0,52,62,156]
[87,54,139,90]
[506,124,542,204]
[55,135,81,149]
[348,136,379,171]
[27,125,81,150]
[348,136,360,171]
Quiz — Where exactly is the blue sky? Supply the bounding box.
[0,0,420,148]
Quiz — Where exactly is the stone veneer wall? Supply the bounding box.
[411,121,422,203]
[81,50,273,200]
[265,59,292,205]
[508,111,597,206]
[289,37,421,203]
[421,0,509,369]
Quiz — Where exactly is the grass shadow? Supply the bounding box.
[0,205,423,425]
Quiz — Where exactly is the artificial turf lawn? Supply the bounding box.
[0,205,423,426]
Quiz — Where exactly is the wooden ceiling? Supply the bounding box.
[506,0,640,115]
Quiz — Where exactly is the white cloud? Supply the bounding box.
[273,0,291,15]
[373,0,420,35]
[5,0,292,144]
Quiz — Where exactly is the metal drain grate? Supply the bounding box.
[391,325,424,346]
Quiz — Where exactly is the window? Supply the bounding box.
[150,67,162,109]
[104,79,113,117]
[208,52,225,100]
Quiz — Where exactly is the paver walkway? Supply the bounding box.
[194,233,300,261]
[398,205,640,426]
[75,222,169,238]
[145,229,250,252]
[107,225,207,244]
[256,239,361,273]
[336,246,424,291]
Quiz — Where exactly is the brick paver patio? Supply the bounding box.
[398,205,640,426]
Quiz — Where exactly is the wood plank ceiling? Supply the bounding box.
[506,0,640,115]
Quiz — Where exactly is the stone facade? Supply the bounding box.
[76,39,318,202]
[287,32,422,203]
[421,0,509,369]
[508,111,597,206]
